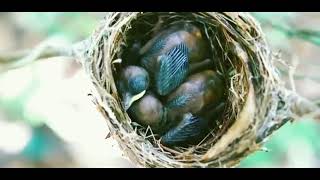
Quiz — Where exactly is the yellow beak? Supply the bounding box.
[124,90,146,111]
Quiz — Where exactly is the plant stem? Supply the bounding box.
[259,19,320,47]
[0,39,89,73]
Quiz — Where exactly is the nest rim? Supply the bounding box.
[83,12,291,168]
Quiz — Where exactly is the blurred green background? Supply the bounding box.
[0,12,319,168]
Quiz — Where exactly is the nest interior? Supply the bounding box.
[116,13,234,149]
[83,12,294,168]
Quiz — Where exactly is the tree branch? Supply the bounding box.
[0,38,89,73]
[259,18,320,47]
[0,48,65,64]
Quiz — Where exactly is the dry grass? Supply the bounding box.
[79,12,320,167]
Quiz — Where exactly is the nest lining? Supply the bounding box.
[80,12,316,168]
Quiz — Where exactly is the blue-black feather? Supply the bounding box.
[156,43,189,95]
[166,94,193,109]
[161,113,209,146]
[141,38,165,71]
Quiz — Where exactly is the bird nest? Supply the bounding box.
[79,12,318,167]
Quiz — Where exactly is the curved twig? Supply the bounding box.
[0,38,89,73]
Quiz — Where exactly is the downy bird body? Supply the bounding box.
[139,22,210,96]
[166,70,225,123]
[128,92,168,134]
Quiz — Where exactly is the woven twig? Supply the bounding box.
[76,12,320,168]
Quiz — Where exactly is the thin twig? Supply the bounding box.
[259,18,320,47]
[0,38,89,73]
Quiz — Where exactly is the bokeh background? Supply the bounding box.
[0,12,319,168]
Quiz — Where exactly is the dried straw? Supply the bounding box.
[78,12,320,167]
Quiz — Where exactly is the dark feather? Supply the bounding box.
[161,113,209,146]
[166,94,193,109]
[140,38,165,71]
[156,43,189,96]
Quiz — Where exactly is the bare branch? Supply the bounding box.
[0,38,89,73]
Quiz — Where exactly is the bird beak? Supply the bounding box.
[112,58,122,64]
[123,90,146,111]
[195,31,201,38]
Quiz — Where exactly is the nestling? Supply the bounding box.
[128,92,169,134]
[161,102,225,147]
[117,65,150,110]
[139,22,210,96]
[166,70,225,123]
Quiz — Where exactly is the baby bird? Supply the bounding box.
[166,70,225,123]
[128,92,169,134]
[139,22,210,96]
[161,102,225,147]
[117,65,149,110]
[161,113,208,147]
